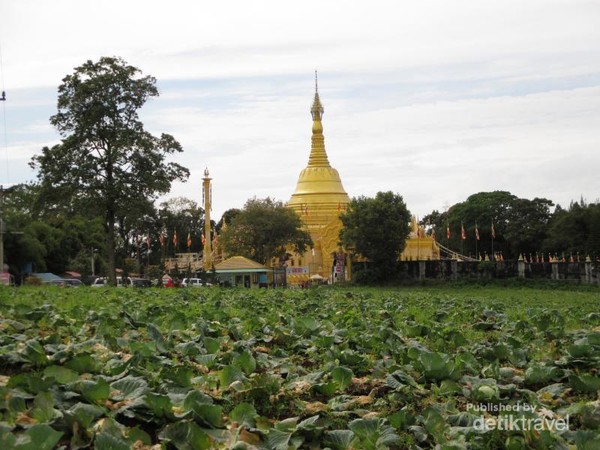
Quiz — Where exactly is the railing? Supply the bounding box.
[435,241,480,262]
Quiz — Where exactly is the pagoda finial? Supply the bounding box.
[311,73,324,122]
[308,73,329,167]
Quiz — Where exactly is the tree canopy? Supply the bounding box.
[542,201,600,258]
[339,191,411,282]
[30,57,189,284]
[219,198,312,264]
[3,183,106,279]
[423,191,553,259]
[157,197,208,255]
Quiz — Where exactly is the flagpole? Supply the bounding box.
[491,221,495,261]
[475,225,478,260]
[460,222,466,257]
[417,225,420,261]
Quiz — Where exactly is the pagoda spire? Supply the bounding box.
[308,71,330,167]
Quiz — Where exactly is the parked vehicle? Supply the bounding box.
[91,277,108,287]
[131,278,151,288]
[47,279,83,287]
[91,277,150,287]
[1,272,14,286]
[181,278,212,287]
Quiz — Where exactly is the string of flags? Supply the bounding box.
[518,252,583,263]
[468,252,586,263]
[444,222,497,240]
[150,228,220,249]
[435,223,590,263]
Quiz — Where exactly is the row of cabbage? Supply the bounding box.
[0,286,599,449]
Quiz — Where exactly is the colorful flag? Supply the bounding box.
[491,222,496,239]
[159,233,165,247]
[187,233,192,249]
[475,224,480,241]
[173,231,178,247]
[446,224,450,240]
[461,223,466,240]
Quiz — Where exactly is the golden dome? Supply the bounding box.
[285,74,351,282]
[288,77,350,222]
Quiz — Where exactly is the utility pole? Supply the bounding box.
[0,87,7,281]
[1,92,11,283]
[0,185,14,282]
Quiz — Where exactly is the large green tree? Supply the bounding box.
[424,191,553,259]
[339,191,411,282]
[542,201,600,258]
[3,184,106,280]
[30,57,189,284]
[219,198,312,264]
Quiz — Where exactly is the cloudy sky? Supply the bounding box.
[1,0,599,221]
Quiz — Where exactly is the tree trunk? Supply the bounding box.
[106,208,117,286]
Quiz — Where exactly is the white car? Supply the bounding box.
[182,278,212,287]
[91,277,147,287]
[91,277,107,287]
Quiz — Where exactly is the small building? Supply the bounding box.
[214,256,269,288]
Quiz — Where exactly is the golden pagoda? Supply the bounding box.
[286,74,351,283]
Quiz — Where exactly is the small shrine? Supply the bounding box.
[400,216,441,261]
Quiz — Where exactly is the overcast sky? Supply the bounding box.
[1,0,599,221]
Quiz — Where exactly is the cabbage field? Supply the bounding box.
[0,285,599,449]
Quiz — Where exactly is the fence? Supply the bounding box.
[393,259,599,284]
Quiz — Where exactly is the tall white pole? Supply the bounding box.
[202,168,212,271]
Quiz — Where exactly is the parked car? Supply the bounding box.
[131,278,151,288]
[91,277,150,287]
[181,278,212,287]
[91,277,108,287]
[47,279,83,287]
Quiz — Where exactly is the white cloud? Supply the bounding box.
[0,0,599,220]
